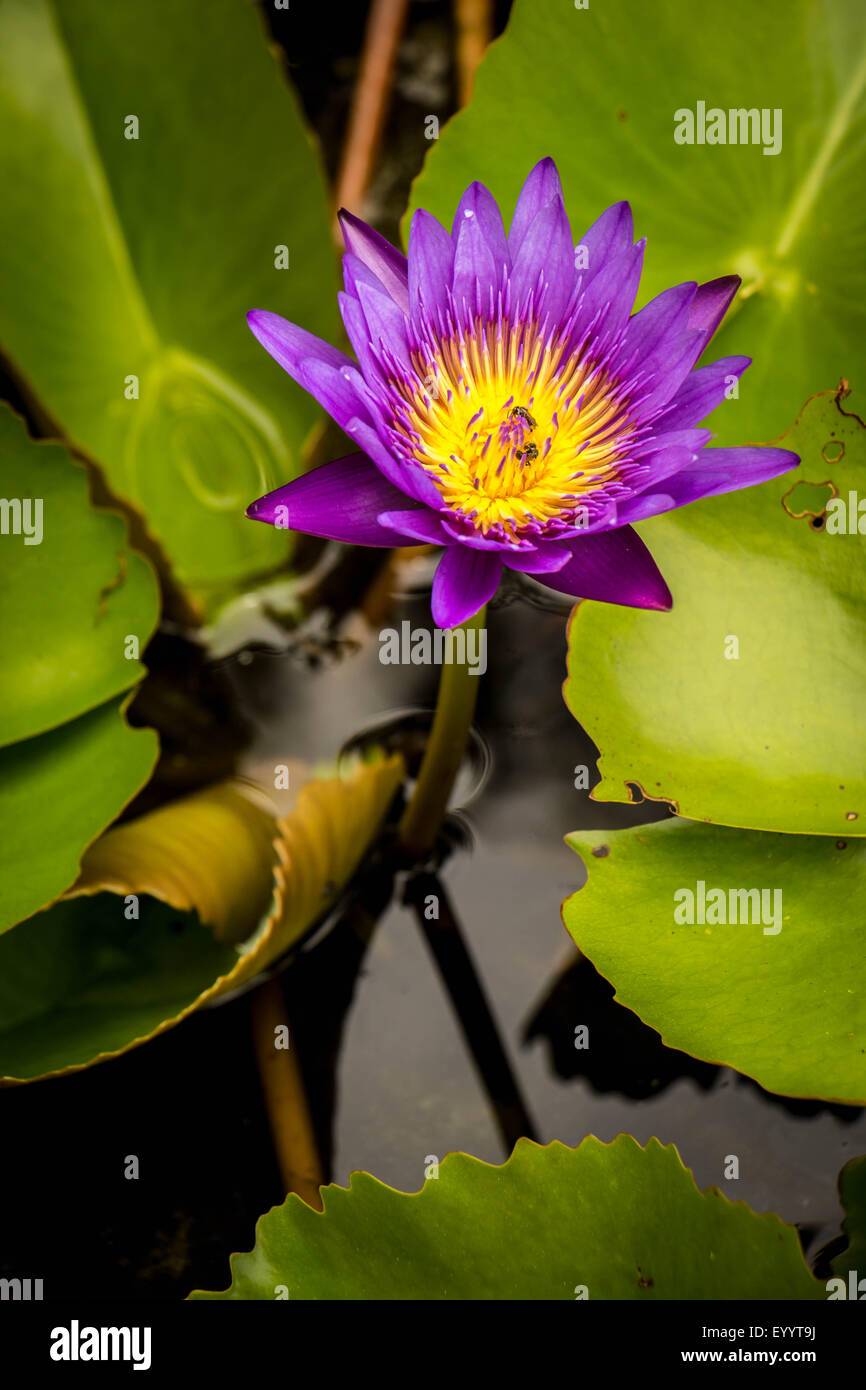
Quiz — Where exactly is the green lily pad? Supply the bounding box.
[0,405,159,747]
[563,818,866,1102]
[406,0,866,445]
[189,1134,824,1300]
[0,0,337,608]
[0,697,158,936]
[0,758,403,1081]
[564,387,866,836]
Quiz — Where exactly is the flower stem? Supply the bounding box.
[397,606,487,858]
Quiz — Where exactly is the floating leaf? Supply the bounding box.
[190,1134,824,1300]
[0,405,158,748]
[0,0,338,607]
[407,0,866,445]
[0,757,403,1082]
[563,818,866,1103]
[563,387,866,836]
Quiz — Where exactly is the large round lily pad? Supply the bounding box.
[0,0,338,607]
[190,1134,825,1300]
[564,387,866,836]
[564,818,866,1102]
[407,0,866,446]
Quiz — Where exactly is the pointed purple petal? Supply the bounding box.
[441,519,532,551]
[508,157,565,256]
[654,357,751,432]
[501,542,571,574]
[343,415,445,509]
[354,278,412,373]
[572,239,646,346]
[615,283,696,372]
[575,201,634,282]
[338,209,409,315]
[377,509,450,544]
[246,454,433,546]
[540,526,672,610]
[451,206,499,317]
[509,197,576,323]
[688,276,740,356]
[247,309,372,429]
[408,208,454,322]
[452,182,509,267]
[617,446,799,524]
[431,546,502,628]
[247,309,354,380]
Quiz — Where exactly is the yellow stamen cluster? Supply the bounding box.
[391,318,632,536]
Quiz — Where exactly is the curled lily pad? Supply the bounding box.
[0,756,403,1083]
[189,1134,824,1300]
[563,818,866,1103]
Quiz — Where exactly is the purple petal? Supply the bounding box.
[688,276,740,356]
[247,308,354,380]
[247,309,372,428]
[338,290,383,388]
[451,205,500,317]
[501,542,571,574]
[614,283,696,375]
[452,182,509,269]
[539,527,673,610]
[246,454,433,547]
[377,509,451,544]
[441,519,533,551]
[571,239,646,347]
[575,202,634,282]
[431,546,502,628]
[629,430,712,491]
[408,208,454,322]
[342,415,445,509]
[508,157,565,256]
[338,209,409,315]
[353,277,412,373]
[631,329,706,422]
[653,357,751,432]
[509,197,576,324]
[617,446,799,524]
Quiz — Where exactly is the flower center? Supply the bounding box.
[390,317,636,539]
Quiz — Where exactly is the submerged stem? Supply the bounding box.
[397,606,487,858]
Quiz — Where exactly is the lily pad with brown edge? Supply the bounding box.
[188,1134,825,1300]
[0,755,404,1083]
[563,818,866,1104]
[563,386,866,837]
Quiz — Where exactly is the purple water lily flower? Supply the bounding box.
[246,158,798,628]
